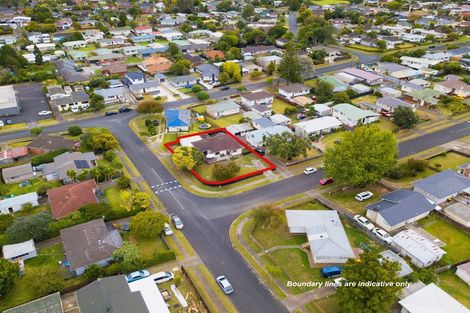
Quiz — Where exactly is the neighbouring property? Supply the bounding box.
[43,151,97,183]
[2,239,37,261]
[164,109,191,132]
[2,163,36,184]
[0,192,39,214]
[413,170,470,204]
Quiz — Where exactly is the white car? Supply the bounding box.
[216,275,234,295]
[170,214,184,230]
[353,215,375,231]
[151,271,174,284]
[355,191,374,202]
[38,110,52,116]
[372,227,393,244]
[0,120,4,127]
[163,223,173,236]
[304,167,317,175]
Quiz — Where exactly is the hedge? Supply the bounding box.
[31,148,70,166]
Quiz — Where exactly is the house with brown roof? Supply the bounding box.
[48,179,98,219]
[101,63,128,77]
[278,83,311,99]
[60,218,123,276]
[26,135,78,155]
[434,78,470,98]
[203,50,225,61]
[191,133,243,164]
[2,163,36,183]
[183,54,203,67]
[139,56,173,75]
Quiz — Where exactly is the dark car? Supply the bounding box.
[152,120,159,126]
[105,111,118,116]
[119,107,132,113]
[254,148,265,155]
[122,222,130,231]
[5,119,13,125]
[220,86,230,91]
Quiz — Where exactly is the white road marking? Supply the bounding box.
[151,168,164,183]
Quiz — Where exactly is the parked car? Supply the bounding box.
[319,177,333,185]
[320,266,342,278]
[380,110,391,118]
[119,107,132,113]
[220,86,230,91]
[122,222,130,232]
[216,275,234,295]
[170,214,184,230]
[353,215,375,231]
[126,270,150,283]
[105,111,118,116]
[355,191,373,202]
[0,120,4,127]
[372,227,393,244]
[304,167,317,175]
[5,119,13,125]
[38,110,52,116]
[163,223,173,236]
[254,147,265,155]
[151,271,174,284]
[152,120,159,126]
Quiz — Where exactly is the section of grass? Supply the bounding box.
[438,270,470,309]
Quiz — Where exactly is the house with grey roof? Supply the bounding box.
[286,210,355,264]
[54,91,89,112]
[195,64,219,82]
[94,87,126,104]
[413,170,470,204]
[206,100,240,118]
[4,292,64,313]
[168,75,199,88]
[2,163,35,183]
[332,103,380,127]
[366,189,435,232]
[43,151,97,183]
[376,97,414,113]
[379,250,413,278]
[245,125,292,148]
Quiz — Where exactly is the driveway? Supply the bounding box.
[9,82,53,124]
[289,11,298,36]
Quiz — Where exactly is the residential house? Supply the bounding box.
[0,192,39,214]
[400,56,440,69]
[332,103,379,127]
[434,78,470,98]
[195,64,220,83]
[122,72,161,97]
[294,117,342,138]
[456,262,470,286]
[122,46,147,56]
[4,293,63,313]
[286,210,355,264]
[98,37,126,48]
[131,34,156,44]
[26,135,78,155]
[376,97,414,112]
[191,133,243,164]
[245,125,291,148]
[309,46,342,63]
[240,91,273,108]
[183,54,203,67]
[319,76,348,93]
[380,36,403,49]
[164,109,190,132]
[101,63,128,77]
[342,68,383,86]
[54,91,89,112]
[206,100,240,118]
[423,52,453,63]
[379,250,413,278]
[0,147,28,165]
[226,123,254,136]
[314,103,333,116]
[81,29,104,43]
[63,40,87,50]
[252,104,272,117]
[392,229,446,268]
[405,89,443,106]
[48,180,98,219]
[94,87,126,104]
[257,55,282,70]
[252,117,275,130]
[27,32,50,44]
[203,50,224,61]
[61,219,123,276]
[87,53,126,66]
[109,27,132,37]
[43,151,97,182]
[399,283,470,313]
[133,25,153,35]
[241,45,279,57]
[365,189,435,232]
[2,163,35,183]
[413,169,470,204]
[2,239,37,261]
[400,33,426,43]
[278,83,310,99]
[53,59,90,83]
[168,75,199,88]
[55,18,73,30]
[269,114,291,126]
[138,56,172,75]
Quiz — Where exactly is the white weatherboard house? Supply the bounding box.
[294,116,342,138]
[399,283,470,313]
[206,100,240,118]
[413,170,470,204]
[391,229,446,268]
[2,239,37,261]
[0,192,39,214]
[285,210,355,264]
[332,103,379,127]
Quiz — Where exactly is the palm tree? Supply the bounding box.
[66,169,77,182]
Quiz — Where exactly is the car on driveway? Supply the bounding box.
[119,107,132,113]
[122,222,130,232]
[126,270,150,283]
[254,147,265,155]
[304,167,317,175]
[163,223,173,236]
[372,227,393,244]
[355,191,374,202]
[5,119,13,125]
[38,110,52,116]
[0,120,3,127]
[220,86,230,91]
[170,214,184,230]
[353,215,375,231]
[151,271,174,284]
[105,111,118,116]
[216,275,234,295]
[319,177,333,185]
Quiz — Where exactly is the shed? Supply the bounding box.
[0,192,39,214]
[2,239,37,261]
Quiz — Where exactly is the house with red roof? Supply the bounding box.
[47,180,98,219]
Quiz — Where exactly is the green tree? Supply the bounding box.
[130,211,167,238]
[278,43,302,84]
[68,125,83,136]
[66,169,77,182]
[376,40,386,51]
[337,251,402,313]
[0,259,20,296]
[252,205,285,230]
[117,176,131,189]
[392,106,419,129]
[120,190,150,211]
[136,99,163,114]
[112,241,142,266]
[169,59,191,75]
[167,42,181,60]
[90,94,105,111]
[6,212,53,243]
[264,132,311,160]
[267,61,276,75]
[171,146,204,170]
[0,214,14,232]
[197,92,209,101]
[84,264,105,281]
[33,44,43,65]
[212,161,241,180]
[30,127,42,135]
[324,125,397,187]
[242,4,255,20]
[221,61,242,83]
[79,203,112,221]
[216,0,232,11]
[81,131,119,152]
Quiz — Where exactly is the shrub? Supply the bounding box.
[79,203,112,221]
[212,161,240,180]
[31,148,69,166]
[0,214,14,232]
[117,176,131,189]
[21,203,34,213]
[68,125,83,136]
[104,150,116,161]
[191,85,202,93]
[252,205,285,229]
[284,107,297,115]
[84,264,105,281]
[406,158,427,172]
[30,127,43,135]
[6,213,54,243]
[197,91,209,101]
[147,124,156,136]
[144,119,152,127]
[151,250,176,264]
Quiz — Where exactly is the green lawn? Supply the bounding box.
[438,270,470,309]
[323,185,389,215]
[104,186,123,211]
[3,178,62,198]
[194,154,265,181]
[418,214,470,264]
[210,113,244,128]
[133,114,164,137]
[428,152,469,171]
[320,131,346,150]
[272,99,296,115]
[121,231,170,260]
[386,167,439,184]
[305,296,341,313]
[74,44,97,52]
[348,44,382,52]
[351,95,377,105]
[126,56,142,64]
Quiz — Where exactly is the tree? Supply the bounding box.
[79,203,112,221]
[30,127,42,135]
[130,211,167,238]
[169,59,191,75]
[117,176,131,189]
[90,94,105,111]
[84,264,105,281]
[337,251,402,313]
[298,16,336,48]
[216,0,232,11]
[0,214,14,232]
[0,259,19,296]
[392,106,419,129]
[120,190,150,211]
[221,62,242,83]
[267,61,276,75]
[112,241,142,266]
[81,131,119,152]
[264,132,311,160]
[244,28,267,45]
[212,161,241,180]
[242,4,255,20]
[6,213,53,243]
[136,99,163,114]
[278,43,302,84]
[376,40,386,51]
[324,125,397,187]
[66,169,77,182]
[167,42,181,60]
[68,125,82,136]
[197,92,209,101]
[104,150,116,161]
[172,146,204,170]
[33,45,43,65]
[252,205,285,229]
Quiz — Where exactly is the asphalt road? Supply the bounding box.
[7,83,52,124]
[2,113,470,312]
[288,11,298,36]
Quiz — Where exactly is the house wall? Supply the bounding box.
[207,107,240,118]
[205,148,243,162]
[168,126,189,132]
[456,268,470,286]
[0,198,39,214]
[374,211,431,232]
[74,258,112,276]
[413,186,449,204]
[6,250,37,261]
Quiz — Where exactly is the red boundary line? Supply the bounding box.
[164,128,277,186]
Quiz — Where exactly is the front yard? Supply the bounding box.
[305,295,341,313]
[427,151,469,171]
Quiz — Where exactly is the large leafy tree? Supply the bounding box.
[0,259,19,296]
[220,62,242,84]
[298,16,336,48]
[136,99,163,114]
[112,241,142,266]
[120,190,150,211]
[130,211,167,238]
[264,132,311,160]
[81,131,119,152]
[172,146,204,171]
[392,106,419,129]
[324,125,397,187]
[278,43,303,84]
[337,251,402,313]
[6,213,53,243]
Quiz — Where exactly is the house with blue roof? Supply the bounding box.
[165,109,191,132]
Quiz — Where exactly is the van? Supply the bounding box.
[320,266,342,278]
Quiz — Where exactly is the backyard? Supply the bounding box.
[272,99,296,115]
[438,270,470,309]
[121,231,171,260]
[2,178,62,198]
